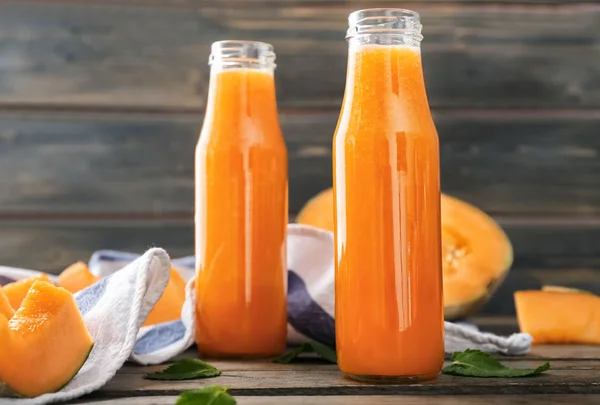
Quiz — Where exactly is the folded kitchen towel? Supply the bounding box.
[0,224,532,404]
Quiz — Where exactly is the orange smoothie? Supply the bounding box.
[333,41,444,379]
[195,49,288,357]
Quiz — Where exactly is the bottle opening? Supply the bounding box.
[346,8,423,44]
[209,40,276,69]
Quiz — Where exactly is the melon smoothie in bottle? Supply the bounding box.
[333,9,444,381]
[195,41,288,358]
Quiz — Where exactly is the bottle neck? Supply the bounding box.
[341,37,429,117]
[204,64,277,116]
[203,40,278,126]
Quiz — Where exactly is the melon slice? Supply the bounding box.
[0,289,14,319]
[515,289,600,344]
[0,280,93,397]
[296,188,513,320]
[2,273,51,310]
[58,261,100,294]
[143,268,186,327]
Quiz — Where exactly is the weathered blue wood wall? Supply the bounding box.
[0,0,599,314]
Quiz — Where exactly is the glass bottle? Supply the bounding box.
[333,9,444,381]
[195,40,288,358]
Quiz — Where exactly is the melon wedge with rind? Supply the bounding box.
[515,289,600,345]
[0,280,94,398]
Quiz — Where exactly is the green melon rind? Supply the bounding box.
[0,342,94,398]
[55,342,94,392]
[0,382,20,398]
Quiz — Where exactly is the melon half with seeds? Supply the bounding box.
[441,194,513,319]
[296,189,513,320]
[0,280,94,398]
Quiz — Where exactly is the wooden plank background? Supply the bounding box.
[0,0,598,315]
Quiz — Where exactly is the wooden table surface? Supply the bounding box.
[70,328,600,405]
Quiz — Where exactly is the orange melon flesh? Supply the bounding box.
[2,273,51,310]
[441,194,513,319]
[0,289,14,319]
[515,290,600,345]
[143,268,186,327]
[296,188,335,232]
[541,285,590,294]
[296,188,513,320]
[0,280,93,398]
[58,261,100,294]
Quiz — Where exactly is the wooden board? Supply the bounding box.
[1,110,600,216]
[64,343,600,403]
[66,346,600,400]
[71,395,600,405]
[1,1,600,109]
[95,370,600,396]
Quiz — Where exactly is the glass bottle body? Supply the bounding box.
[333,10,444,381]
[195,41,288,358]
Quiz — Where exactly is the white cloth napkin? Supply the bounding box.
[0,224,532,404]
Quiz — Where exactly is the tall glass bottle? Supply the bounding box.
[333,9,444,381]
[195,41,288,358]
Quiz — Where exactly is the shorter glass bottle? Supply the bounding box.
[333,9,444,381]
[195,40,288,358]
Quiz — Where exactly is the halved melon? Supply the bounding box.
[296,188,513,320]
[143,268,186,327]
[0,289,14,319]
[515,289,600,345]
[441,194,513,319]
[2,273,51,310]
[0,280,93,398]
[296,188,335,232]
[58,261,100,294]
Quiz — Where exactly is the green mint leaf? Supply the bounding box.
[143,358,221,380]
[273,341,337,364]
[175,386,236,405]
[442,349,550,378]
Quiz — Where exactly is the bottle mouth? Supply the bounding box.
[209,40,276,68]
[346,8,423,42]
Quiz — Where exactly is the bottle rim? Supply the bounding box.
[209,40,276,68]
[346,8,423,42]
